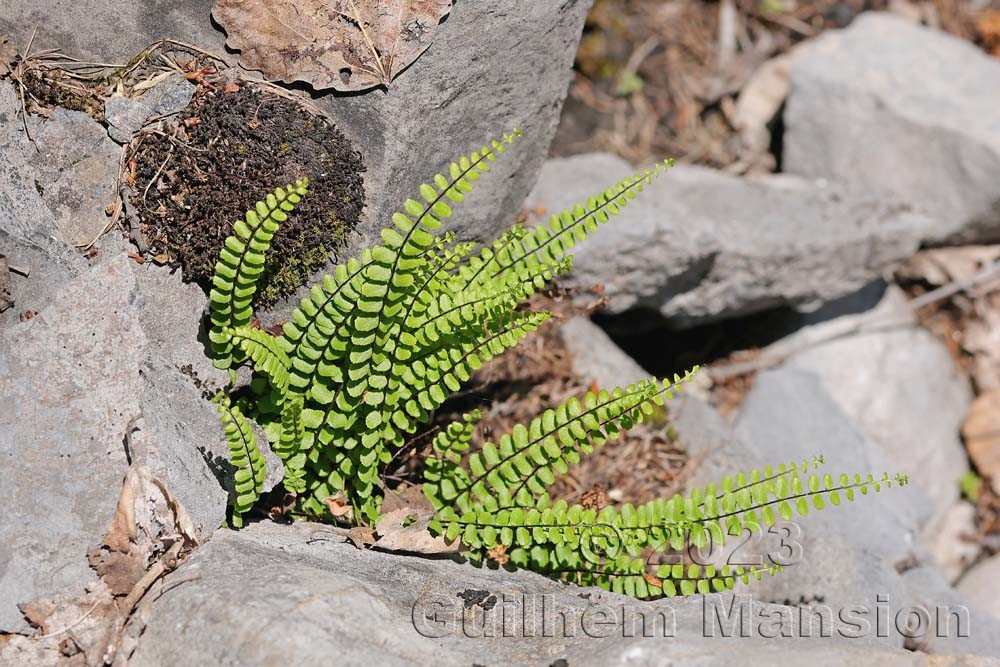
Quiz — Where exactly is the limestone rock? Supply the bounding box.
[956,555,1000,622]
[525,153,930,327]
[127,521,945,666]
[0,254,144,633]
[783,13,1000,243]
[780,287,973,531]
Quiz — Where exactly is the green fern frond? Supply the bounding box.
[208,179,309,369]
[427,446,908,599]
[274,395,307,494]
[226,325,291,393]
[334,131,522,415]
[424,371,698,514]
[213,392,267,528]
[201,129,908,606]
[454,160,674,294]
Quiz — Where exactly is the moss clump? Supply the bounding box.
[132,85,365,307]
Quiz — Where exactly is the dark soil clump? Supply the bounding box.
[131,84,365,307]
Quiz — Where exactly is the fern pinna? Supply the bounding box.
[206,130,909,599]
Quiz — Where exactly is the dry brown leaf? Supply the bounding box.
[978,11,1000,56]
[14,594,118,667]
[374,507,459,554]
[345,526,377,549]
[213,0,453,91]
[322,492,354,518]
[580,485,611,511]
[374,485,458,554]
[964,389,1000,496]
[380,482,432,514]
[87,465,198,597]
[487,543,508,565]
[643,573,663,588]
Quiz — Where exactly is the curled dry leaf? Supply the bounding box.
[345,526,377,549]
[10,594,118,667]
[87,465,198,597]
[487,543,508,565]
[580,485,611,511]
[213,0,453,91]
[374,484,459,554]
[322,491,354,518]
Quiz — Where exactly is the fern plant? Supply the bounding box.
[206,130,909,599]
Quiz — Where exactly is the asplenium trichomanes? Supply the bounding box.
[207,129,909,599]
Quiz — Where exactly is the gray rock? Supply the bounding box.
[104,74,195,143]
[901,565,1000,657]
[733,367,929,626]
[783,13,1000,243]
[0,84,85,330]
[0,93,121,248]
[956,555,1000,622]
[129,262,283,535]
[780,287,972,533]
[0,156,85,328]
[0,0,225,65]
[128,521,938,666]
[525,153,930,327]
[0,254,144,633]
[559,316,650,389]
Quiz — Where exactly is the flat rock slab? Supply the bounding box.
[526,153,930,327]
[784,13,1000,243]
[28,109,120,248]
[129,521,946,666]
[0,254,143,633]
[781,287,972,531]
[0,83,121,250]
